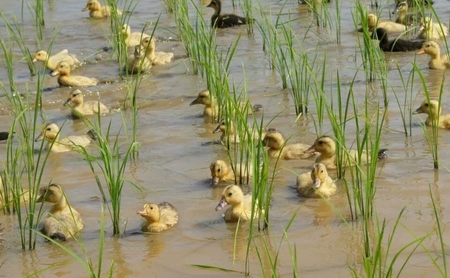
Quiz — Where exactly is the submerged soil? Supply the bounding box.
[0,0,450,277]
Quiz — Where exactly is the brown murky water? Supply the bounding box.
[0,0,450,277]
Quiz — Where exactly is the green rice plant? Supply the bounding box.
[304,0,331,28]
[161,0,176,13]
[333,0,341,44]
[22,0,44,41]
[241,0,254,35]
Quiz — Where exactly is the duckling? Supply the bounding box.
[215,185,258,222]
[64,89,110,117]
[37,184,84,241]
[372,28,423,52]
[51,62,98,87]
[392,1,418,26]
[417,41,450,70]
[305,136,387,169]
[82,0,122,19]
[127,45,152,74]
[413,100,450,128]
[210,159,252,186]
[140,37,174,66]
[121,24,150,47]
[296,163,337,198]
[418,17,449,40]
[395,0,433,5]
[190,89,219,117]
[262,129,315,160]
[35,123,94,153]
[207,0,249,28]
[367,13,407,33]
[213,119,239,144]
[138,202,178,232]
[33,49,80,71]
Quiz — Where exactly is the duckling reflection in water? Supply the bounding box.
[37,184,84,241]
[138,202,179,232]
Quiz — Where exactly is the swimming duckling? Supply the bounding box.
[121,24,150,47]
[417,41,450,70]
[82,0,122,19]
[215,185,258,222]
[306,136,387,169]
[372,28,423,52]
[367,13,407,33]
[33,49,80,71]
[35,123,94,153]
[64,89,110,117]
[296,163,337,198]
[138,202,178,232]
[207,0,249,28]
[51,62,98,87]
[392,1,418,26]
[418,17,449,40]
[395,0,433,5]
[413,100,450,128]
[262,129,315,160]
[140,37,174,66]
[213,119,239,144]
[127,45,152,74]
[37,184,84,241]
[210,159,252,186]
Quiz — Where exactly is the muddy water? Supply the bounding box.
[0,0,450,277]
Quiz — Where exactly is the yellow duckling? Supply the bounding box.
[417,41,450,70]
[367,13,407,33]
[51,62,98,87]
[82,0,122,19]
[213,119,240,144]
[190,89,219,117]
[37,183,84,241]
[215,185,258,222]
[262,129,316,160]
[418,17,449,40]
[33,49,80,71]
[138,202,179,232]
[210,159,252,186]
[140,37,174,66]
[296,163,337,198]
[121,24,150,47]
[35,123,94,153]
[413,100,450,128]
[306,136,387,169]
[127,45,152,74]
[64,89,110,117]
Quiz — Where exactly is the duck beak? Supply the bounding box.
[312,178,321,189]
[137,210,147,217]
[35,132,44,142]
[305,145,316,153]
[215,198,228,211]
[190,98,200,106]
[82,6,88,11]
[63,98,72,106]
[413,106,423,114]
[212,176,220,186]
[50,70,59,77]
[213,124,221,133]
[36,195,43,203]
[32,58,37,63]
[417,48,425,55]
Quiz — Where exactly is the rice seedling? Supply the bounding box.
[161,0,176,13]
[241,0,254,35]
[22,0,45,41]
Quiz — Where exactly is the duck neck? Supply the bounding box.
[211,3,221,25]
[50,195,68,213]
[271,137,285,150]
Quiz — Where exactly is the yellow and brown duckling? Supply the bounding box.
[64,89,110,117]
[372,28,423,52]
[33,49,80,71]
[215,185,258,222]
[210,159,252,186]
[207,0,250,28]
[213,119,240,144]
[417,41,450,70]
[37,183,84,241]
[82,0,122,19]
[35,123,95,153]
[121,24,150,47]
[140,37,174,66]
[296,163,337,198]
[51,61,98,87]
[190,89,219,117]
[306,136,387,170]
[262,129,316,160]
[138,202,179,232]
[392,1,419,26]
[413,99,450,128]
[127,45,152,74]
[418,17,449,41]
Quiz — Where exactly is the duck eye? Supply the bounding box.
[46,127,51,131]
[424,103,429,107]
[217,168,221,172]
[228,192,233,196]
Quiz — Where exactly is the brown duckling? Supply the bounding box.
[37,184,84,241]
[210,159,252,186]
[33,49,80,71]
[138,202,179,232]
[64,89,110,117]
[417,41,450,69]
[413,99,450,128]
[207,0,250,28]
[127,45,152,74]
[262,129,315,160]
[82,0,122,19]
[296,163,337,198]
[140,37,174,66]
[215,185,258,222]
[35,123,95,153]
[51,62,98,87]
